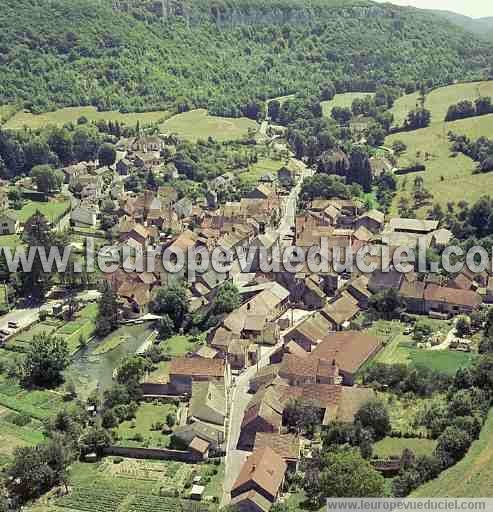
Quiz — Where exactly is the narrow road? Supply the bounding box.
[221,156,314,506]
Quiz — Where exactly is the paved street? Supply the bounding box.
[221,341,284,506]
[0,306,42,336]
[221,156,313,506]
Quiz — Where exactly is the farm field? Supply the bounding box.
[14,198,71,224]
[0,376,65,420]
[412,410,493,497]
[3,106,169,130]
[239,158,284,186]
[114,402,177,448]
[374,436,437,458]
[52,459,217,511]
[386,114,493,215]
[160,108,258,142]
[390,81,493,127]
[321,92,374,117]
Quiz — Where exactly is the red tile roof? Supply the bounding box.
[232,446,287,499]
[424,284,482,307]
[169,357,225,379]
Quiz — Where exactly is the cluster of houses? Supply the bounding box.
[8,130,491,511]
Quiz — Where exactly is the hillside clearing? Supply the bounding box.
[374,437,437,458]
[3,107,170,130]
[412,410,493,497]
[386,114,493,215]
[390,81,493,127]
[321,92,374,117]
[160,108,258,142]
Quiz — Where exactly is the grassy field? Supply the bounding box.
[390,81,493,127]
[321,92,374,117]
[412,410,493,497]
[14,198,71,224]
[4,106,169,130]
[368,320,472,375]
[115,403,176,448]
[239,157,284,186]
[161,335,201,357]
[160,108,258,142]
[374,436,437,458]
[387,113,493,214]
[0,104,19,124]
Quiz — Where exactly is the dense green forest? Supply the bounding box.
[0,0,492,116]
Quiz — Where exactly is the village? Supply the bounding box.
[0,107,491,512]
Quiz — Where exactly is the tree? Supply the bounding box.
[405,108,431,130]
[435,426,472,467]
[98,143,116,167]
[284,399,321,436]
[31,164,63,194]
[22,333,69,388]
[392,140,407,156]
[95,282,119,337]
[268,99,281,121]
[368,289,404,321]
[318,449,385,498]
[354,400,391,440]
[21,211,56,299]
[158,313,175,339]
[455,315,471,338]
[413,320,434,342]
[213,282,240,315]
[79,426,112,456]
[116,356,148,387]
[151,285,189,330]
[348,146,372,192]
[101,409,118,429]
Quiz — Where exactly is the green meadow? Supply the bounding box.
[160,108,258,142]
[3,106,169,130]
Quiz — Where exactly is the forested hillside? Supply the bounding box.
[0,0,492,116]
[432,10,493,41]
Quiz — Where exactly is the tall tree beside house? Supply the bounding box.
[98,143,116,168]
[31,164,64,194]
[22,333,69,388]
[212,281,240,315]
[95,281,119,337]
[151,285,189,330]
[348,146,372,193]
[21,211,55,300]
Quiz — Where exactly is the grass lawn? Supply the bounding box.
[160,108,258,142]
[412,409,493,497]
[0,234,22,248]
[390,81,493,127]
[387,113,493,215]
[146,361,170,384]
[114,403,176,448]
[4,106,169,130]
[321,92,374,117]
[162,334,202,357]
[239,157,284,186]
[368,320,472,375]
[374,436,437,458]
[14,198,71,223]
